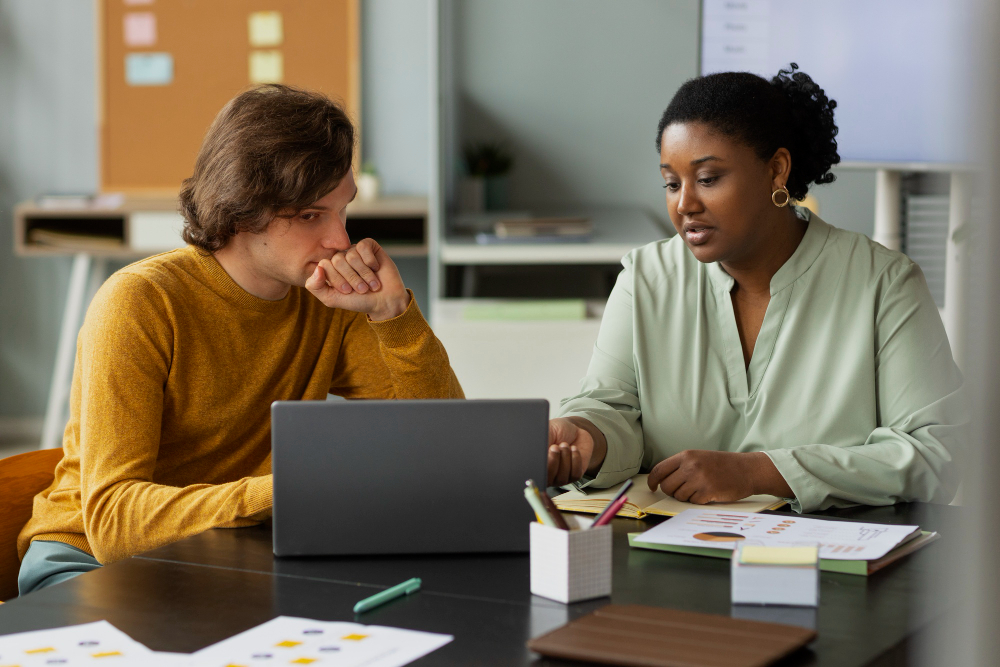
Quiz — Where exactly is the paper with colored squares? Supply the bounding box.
[0,620,180,665]
[192,616,452,667]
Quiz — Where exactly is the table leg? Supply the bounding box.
[40,253,95,450]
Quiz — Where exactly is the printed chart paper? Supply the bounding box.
[193,616,453,667]
[633,509,920,561]
[0,620,163,666]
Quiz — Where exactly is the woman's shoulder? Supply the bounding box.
[622,232,701,285]
[817,216,918,286]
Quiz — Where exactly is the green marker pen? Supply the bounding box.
[353,577,422,614]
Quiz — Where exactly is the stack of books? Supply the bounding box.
[475,217,592,244]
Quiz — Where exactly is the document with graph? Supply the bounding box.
[632,509,924,561]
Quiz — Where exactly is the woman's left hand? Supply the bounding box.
[646,450,792,503]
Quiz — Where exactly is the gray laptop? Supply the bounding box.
[271,399,548,557]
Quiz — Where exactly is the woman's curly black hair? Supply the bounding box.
[655,64,840,201]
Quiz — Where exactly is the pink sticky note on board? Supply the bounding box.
[124,12,157,47]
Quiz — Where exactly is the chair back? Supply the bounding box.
[0,448,63,601]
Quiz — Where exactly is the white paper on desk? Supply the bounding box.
[634,509,921,561]
[192,616,452,667]
[0,620,166,665]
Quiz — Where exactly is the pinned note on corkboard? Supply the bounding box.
[100,0,359,194]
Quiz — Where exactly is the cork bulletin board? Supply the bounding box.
[99,0,360,193]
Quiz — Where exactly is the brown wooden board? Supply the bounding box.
[527,604,817,667]
[99,0,359,194]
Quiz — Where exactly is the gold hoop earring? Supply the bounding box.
[772,186,791,208]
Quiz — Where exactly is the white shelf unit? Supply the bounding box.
[440,208,667,265]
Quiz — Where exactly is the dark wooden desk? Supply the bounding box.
[0,503,957,665]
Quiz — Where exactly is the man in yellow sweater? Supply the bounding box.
[17,85,464,594]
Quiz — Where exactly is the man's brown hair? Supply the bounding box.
[179,84,355,252]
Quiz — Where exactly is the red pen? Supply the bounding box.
[592,493,629,527]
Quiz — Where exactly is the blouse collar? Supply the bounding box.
[706,206,831,295]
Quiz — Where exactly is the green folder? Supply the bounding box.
[463,300,587,321]
[627,531,939,576]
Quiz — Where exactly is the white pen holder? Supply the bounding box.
[529,521,612,604]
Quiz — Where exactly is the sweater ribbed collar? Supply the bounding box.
[184,246,298,313]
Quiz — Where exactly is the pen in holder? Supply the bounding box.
[530,518,612,604]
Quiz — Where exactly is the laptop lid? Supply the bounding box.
[271,399,548,557]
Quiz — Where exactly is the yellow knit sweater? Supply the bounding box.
[18,246,464,564]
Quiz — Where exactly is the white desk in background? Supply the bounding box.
[433,208,667,414]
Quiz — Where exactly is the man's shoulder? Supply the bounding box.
[90,247,208,317]
[115,245,207,286]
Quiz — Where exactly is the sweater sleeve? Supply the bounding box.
[558,255,645,488]
[765,262,968,512]
[330,291,464,399]
[78,274,273,564]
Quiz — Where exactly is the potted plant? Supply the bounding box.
[460,142,513,212]
[357,162,380,202]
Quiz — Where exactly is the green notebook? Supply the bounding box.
[463,300,586,321]
[627,530,939,576]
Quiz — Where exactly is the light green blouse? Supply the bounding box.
[559,210,966,512]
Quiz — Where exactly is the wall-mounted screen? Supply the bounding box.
[700,0,974,165]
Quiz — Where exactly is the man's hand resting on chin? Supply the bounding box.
[305,238,410,321]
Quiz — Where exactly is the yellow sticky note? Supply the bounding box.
[341,634,368,641]
[249,50,284,84]
[275,640,302,648]
[249,11,283,47]
[739,545,819,566]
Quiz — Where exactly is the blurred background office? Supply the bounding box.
[3,0,1000,663]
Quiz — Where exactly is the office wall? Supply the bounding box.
[361,0,431,195]
[0,0,98,421]
[455,0,699,225]
[360,0,432,309]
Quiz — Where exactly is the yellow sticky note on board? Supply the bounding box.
[249,50,283,84]
[739,545,818,566]
[249,11,283,47]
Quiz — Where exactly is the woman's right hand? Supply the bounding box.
[547,417,602,487]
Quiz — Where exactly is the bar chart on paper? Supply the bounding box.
[633,509,923,561]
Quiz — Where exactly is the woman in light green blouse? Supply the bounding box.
[546,65,965,513]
